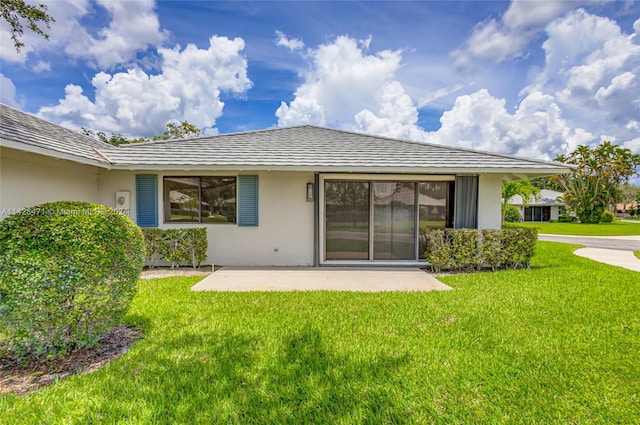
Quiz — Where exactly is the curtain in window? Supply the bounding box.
[453,175,478,229]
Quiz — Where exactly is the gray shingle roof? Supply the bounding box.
[103,125,569,174]
[1,104,112,165]
[1,104,570,174]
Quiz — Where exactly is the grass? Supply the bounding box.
[635,251,640,259]
[505,220,640,236]
[1,242,639,424]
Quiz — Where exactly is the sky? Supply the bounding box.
[1,0,639,163]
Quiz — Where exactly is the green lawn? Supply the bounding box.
[2,242,639,424]
[505,220,640,236]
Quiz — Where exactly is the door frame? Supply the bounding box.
[318,173,455,266]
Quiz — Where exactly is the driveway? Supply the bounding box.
[538,234,640,251]
[539,233,640,272]
[191,267,452,292]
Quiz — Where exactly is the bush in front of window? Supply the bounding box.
[503,205,522,222]
[142,227,207,269]
[0,201,145,361]
[600,211,615,223]
[424,227,538,272]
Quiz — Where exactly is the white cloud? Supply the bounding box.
[275,30,304,51]
[32,61,51,73]
[0,73,19,107]
[451,0,601,70]
[37,36,252,136]
[276,35,424,140]
[523,9,640,151]
[0,0,166,69]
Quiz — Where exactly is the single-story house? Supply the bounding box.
[508,189,565,222]
[1,104,570,266]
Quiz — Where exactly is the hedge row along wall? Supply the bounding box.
[142,228,208,269]
[424,227,538,272]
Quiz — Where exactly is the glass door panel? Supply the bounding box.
[418,182,449,258]
[373,182,416,260]
[325,181,370,260]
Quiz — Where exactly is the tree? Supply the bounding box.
[530,176,564,192]
[1,0,55,52]
[153,121,201,140]
[501,180,540,223]
[554,142,640,223]
[81,121,202,146]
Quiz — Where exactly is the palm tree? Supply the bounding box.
[502,180,540,222]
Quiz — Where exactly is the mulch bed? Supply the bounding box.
[0,326,142,396]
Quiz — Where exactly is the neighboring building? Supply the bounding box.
[508,189,565,222]
[0,104,570,266]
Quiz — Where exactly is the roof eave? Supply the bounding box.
[1,138,112,169]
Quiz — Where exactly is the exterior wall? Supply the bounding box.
[550,205,559,221]
[98,170,315,266]
[0,147,100,219]
[477,174,502,229]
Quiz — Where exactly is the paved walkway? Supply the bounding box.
[191,267,453,292]
[539,234,640,272]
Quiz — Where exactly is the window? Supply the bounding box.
[163,177,236,223]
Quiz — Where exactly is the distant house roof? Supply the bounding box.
[0,104,113,166]
[1,103,571,176]
[508,189,565,207]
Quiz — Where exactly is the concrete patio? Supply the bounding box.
[191,267,453,292]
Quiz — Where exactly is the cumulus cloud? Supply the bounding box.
[0,0,166,69]
[275,30,304,51]
[37,36,252,136]
[523,10,640,149]
[276,35,426,139]
[451,0,600,70]
[0,73,19,107]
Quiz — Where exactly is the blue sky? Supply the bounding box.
[1,0,639,161]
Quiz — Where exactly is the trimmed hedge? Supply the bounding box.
[142,228,208,269]
[0,201,145,360]
[424,227,538,272]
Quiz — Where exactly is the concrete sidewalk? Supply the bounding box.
[191,267,453,292]
[574,248,640,272]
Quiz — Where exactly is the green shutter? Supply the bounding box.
[238,175,258,226]
[136,174,158,227]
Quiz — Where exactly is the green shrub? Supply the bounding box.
[0,201,145,360]
[503,205,521,223]
[480,229,501,271]
[142,227,208,269]
[424,227,538,272]
[558,214,574,223]
[142,228,163,268]
[499,227,538,269]
[423,228,452,272]
[601,211,615,223]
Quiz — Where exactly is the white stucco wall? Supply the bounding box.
[477,174,502,229]
[0,147,100,219]
[98,170,315,266]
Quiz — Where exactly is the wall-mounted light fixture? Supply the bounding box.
[306,182,314,202]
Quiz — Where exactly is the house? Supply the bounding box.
[1,104,570,266]
[508,189,565,222]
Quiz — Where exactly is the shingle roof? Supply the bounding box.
[103,125,570,174]
[509,190,565,206]
[0,104,112,165]
[1,104,570,175]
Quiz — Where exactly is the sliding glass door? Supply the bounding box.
[325,181,370,260]
[324,179,452,262]
[373,182,416,260]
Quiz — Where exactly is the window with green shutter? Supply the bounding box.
[136,174,158,227]
[238,175,259,226]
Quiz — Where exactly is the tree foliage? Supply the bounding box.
[554,142,640,223]
[530,176,564,192]
[81,121,202,146]
[501,180,540,222]
[1,0,54,52]
[153,121,201,140]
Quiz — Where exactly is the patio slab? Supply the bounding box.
[191,267,453,292]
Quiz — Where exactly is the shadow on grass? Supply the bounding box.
[80,324,411,423]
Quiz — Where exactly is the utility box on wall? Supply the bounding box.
[115,191,131,215]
